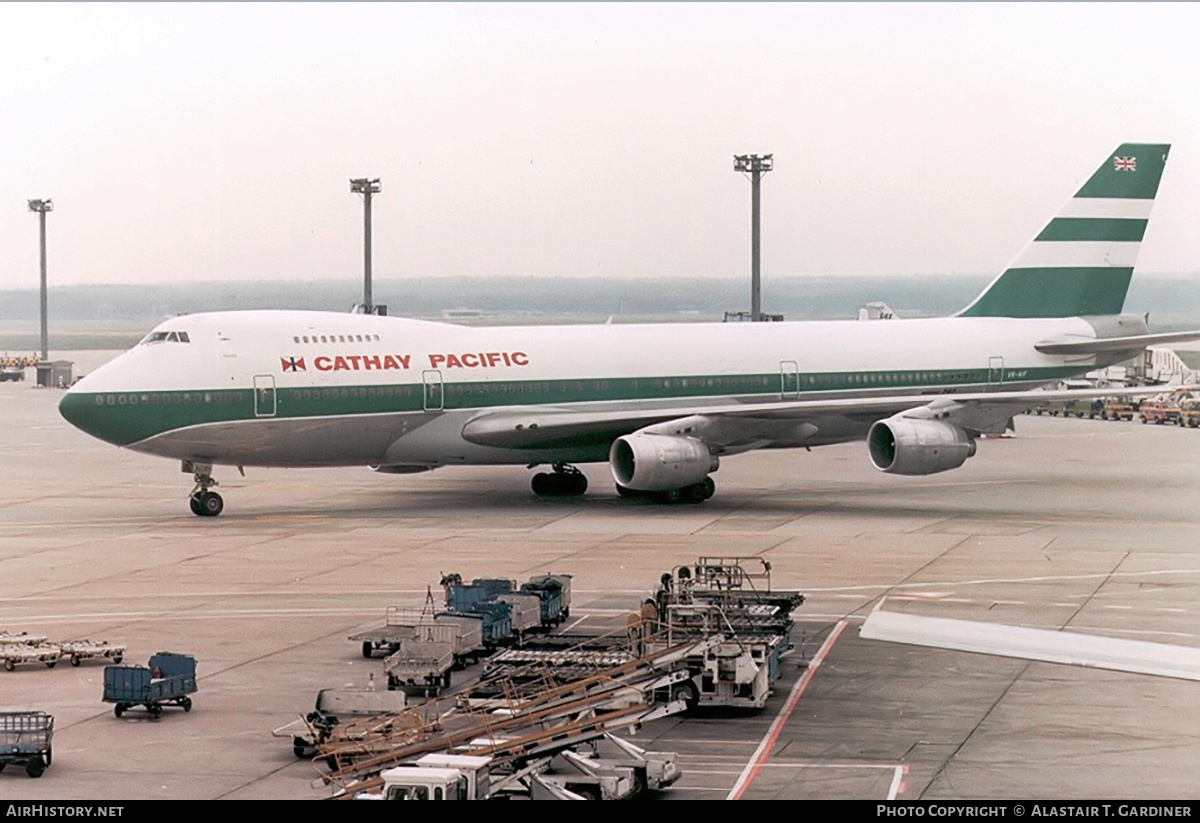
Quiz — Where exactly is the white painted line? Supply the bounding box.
[726,619,848,800]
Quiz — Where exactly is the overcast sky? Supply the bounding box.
[4,2,1200,290]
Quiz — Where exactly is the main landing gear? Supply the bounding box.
[531,464,589,497]
[187,463,224,517]
[617,477,715,505]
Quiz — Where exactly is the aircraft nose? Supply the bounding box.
[59,385,131,446]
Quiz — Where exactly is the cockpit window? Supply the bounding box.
[140,330,191,345]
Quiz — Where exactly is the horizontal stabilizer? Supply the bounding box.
[1035,329,1200,355]
[860,604,1200,681]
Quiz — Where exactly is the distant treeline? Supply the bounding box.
[1,274,1198,348]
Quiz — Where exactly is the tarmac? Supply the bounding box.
[1,360,1198,800]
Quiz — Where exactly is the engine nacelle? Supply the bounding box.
[867,417,976,476]
[609,433,718,491]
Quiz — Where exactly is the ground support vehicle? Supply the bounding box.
[383,640,455,695]
[1140,397,1181,424]
[441,575,515,610]
[459,601,513,646]
[274,688,409,758]
[0,712,53,778]
[1180,398,1200,427]
[1102,396,1137,420]
[1,642,61,671]
[359,733,679,800]
[644,557,805,710]
[1040,397,1101,418]
[496,593,541,641]
[432,614,486,664]
[521,574,572,625]
[0,632,47,645]
[104,652,197,718]
[60,640,125,667]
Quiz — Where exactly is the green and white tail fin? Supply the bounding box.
[958,143,1170,318]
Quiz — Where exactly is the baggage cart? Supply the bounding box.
[60,640,125,667]
[0,712,53,778]
[1,642,61,671]
[103,652,197,719]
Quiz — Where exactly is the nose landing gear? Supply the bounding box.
[185,462,224,517]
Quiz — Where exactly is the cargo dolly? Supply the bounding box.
[0,712,54,778]
[104,652,197,719]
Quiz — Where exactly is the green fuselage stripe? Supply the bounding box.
[62,365,1084,448]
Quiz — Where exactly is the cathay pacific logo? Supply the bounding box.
[281,357,307,372]
[1114,156,1137,172]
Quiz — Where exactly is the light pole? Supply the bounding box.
[349,178,381,311]
[733,154,773,321]
[27,198,53,360]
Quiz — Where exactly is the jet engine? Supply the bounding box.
[609,432,719,491]
[867,417,976,476]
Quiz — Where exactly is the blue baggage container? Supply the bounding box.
[103,651,197,719]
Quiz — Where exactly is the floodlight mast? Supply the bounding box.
[27,198,53,360]
[349,178,381,310]
[733,154,773,321]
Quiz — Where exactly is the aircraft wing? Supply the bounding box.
[459,386,1146,453]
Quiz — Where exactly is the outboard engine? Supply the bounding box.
[868,417,976,475]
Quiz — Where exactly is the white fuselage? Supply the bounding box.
[61,310,1113,469]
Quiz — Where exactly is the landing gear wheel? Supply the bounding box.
[361,641,373,659]
[531,465,588,497]
[190,491,224,517]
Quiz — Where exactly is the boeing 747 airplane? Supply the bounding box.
[60,143,1196,516]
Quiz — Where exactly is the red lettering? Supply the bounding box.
[315,356,332,371]
[397,354,411,369]
[511,352,529,366]
[486,352,501,367]
[429,354,445,368]
[382,355,401,370]
[502,352,512,366]
[333,356,350,371]
[445,354,463,368]
[461,353,479,368]
[363,355,381,370]
[347,355,363,370]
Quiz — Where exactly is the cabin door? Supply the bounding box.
[253,374,277,417]
[987,357,1004,388]
[780,360,799,398]
[423,370,444,411]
